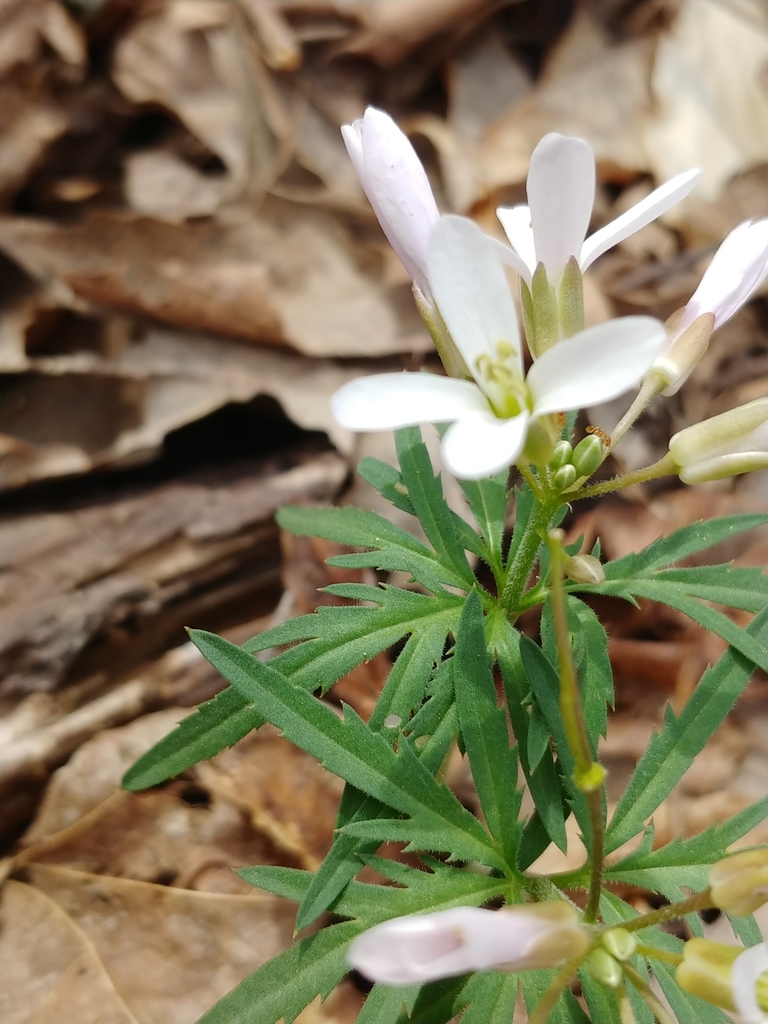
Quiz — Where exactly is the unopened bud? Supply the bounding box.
[551,440,573,470]
[669,398,768,485]
[602,928,636,962]
[522,418,556,465]
[571,434,603,477]
[587,947,623,989]
[563,552,605,585]
[710,848,768,916]
[347,903,589,986]
[655,312,715,395]
[553,464,577,491]
[557,256,585,339]
[677,938,768,1017]
[531,263,560,355]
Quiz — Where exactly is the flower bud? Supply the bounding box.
[655,313,715,395]
[553,464,578,491]
[586,947,622,989]
[677,938,768,1018]
[710,848,768,917]
[571,434,603,477]
[602,928,637,962]
[551,440,573,470]
[522,418,556,465]
[347,903,589,986]
[563,553,605,585]
[669,398,768,484]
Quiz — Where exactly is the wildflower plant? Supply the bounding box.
[124,111,768,1023]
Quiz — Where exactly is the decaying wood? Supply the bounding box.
[0,446,347,698]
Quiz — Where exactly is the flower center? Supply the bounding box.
[474,340,530,419]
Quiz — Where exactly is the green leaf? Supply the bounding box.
[190,630,505,868]
[124,586,460,791]
[395,427,477,582]
[457,972,520,1024]
[459,470,509,580]
[604,798,768,898]
[454,592,522,866]
[520,970,590,1024]
[195,921,360,1024]
[491,613,569,858]
[402,977,470,1024]
[605,605,768,854]
[356,983,419,1024]
[357,456,416,516]
[579,972,623,1023]
[277,504,471,593]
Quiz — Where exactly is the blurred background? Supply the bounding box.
[1,1,767,1020]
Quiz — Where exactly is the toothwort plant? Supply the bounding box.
[124,110,768,1024]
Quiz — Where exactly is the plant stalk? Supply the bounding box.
[620,889,715,931]
[561,453,677,502]
[623,962,677,1024]
[606,371,665,454]
[525,951,591,1024]
[499,498,552,612]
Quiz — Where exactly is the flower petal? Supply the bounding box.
[354,108,439,295]
[495,204,536,283]
[428,215,522,379]
[731,943,768,1024]
[580,168,701,271]
[489,236,534,287]
[441,410,528,480]
[331,372,488,431]
[680,218,768,330]
[527,316,665,416]
[527,134,595,282]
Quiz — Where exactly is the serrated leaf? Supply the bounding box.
[195,921,360,1024]
[277,504,470,593]
[459,470,509,581]
[356,983,419,1024]
[124,586,460,791]
[357,456,416,516]
[604,798,768,898]
[454,592,522,866]
[579,971,623,1023]
[401,977,470,1024]
[605,605,768,854]
[491,613,569,858]
[189,630,505,869]
[457,972,519,1024]
[520,970,590,1024]
[395,427,478,581]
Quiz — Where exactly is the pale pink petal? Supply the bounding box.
[527,316,665,416]
[428,215,522,380]
[731,943,768,1024]
[496,205,536,283]
[331,373,488,431]
[341,122,365,181]
[527,134,595,282]
[489,236,534,286]
[680,219,768,331]
[580,169,701,271]
[356,108,439,296]
[441,410,528,480]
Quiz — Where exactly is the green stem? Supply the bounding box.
[618,985,638,1024]
[621,889,715,932]
[499,498,552,613]
[606,370,665,455]
[546,531,606,924]
[623,962,677,1024]
[517,460,545,501]
[526,951,591,1024]
[561,453,677,502]
[636,944,683,967]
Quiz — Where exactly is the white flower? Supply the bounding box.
[342,107,439,298]
[655,219,768,393]
[331,215,666,480]
[732,943,768,1024]
[669,398,768,484]
[347,904,588,986]
[496,133,701,287]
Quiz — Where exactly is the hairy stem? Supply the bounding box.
[499,498,552,612]
[623,962,677,1024]
[561,453,677,502]
[636,944,683,967]
[621,889,715,932]
[547,531,606,924]
[607,371,665,454]
[526,951,591,1024]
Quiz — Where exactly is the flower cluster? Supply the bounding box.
[335,107,768,493]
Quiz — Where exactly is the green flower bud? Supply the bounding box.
[676,938,768,1014]
[602,928,637,962]
[551,440,573,470]
[709,847,768,916]
[553,464,578,491]
[563,553,605,585]
[522,419,555,465]
[571,434,603,477]
[655,311,715,395]
[586,947,623,989]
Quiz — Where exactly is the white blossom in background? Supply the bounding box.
[669,397,768,484]
[347,904,589,986]
[732,943,768,1024]
[655,218,768,393]
[342,107,439,299]
[496,132,701,288]
[332,216,665,480]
